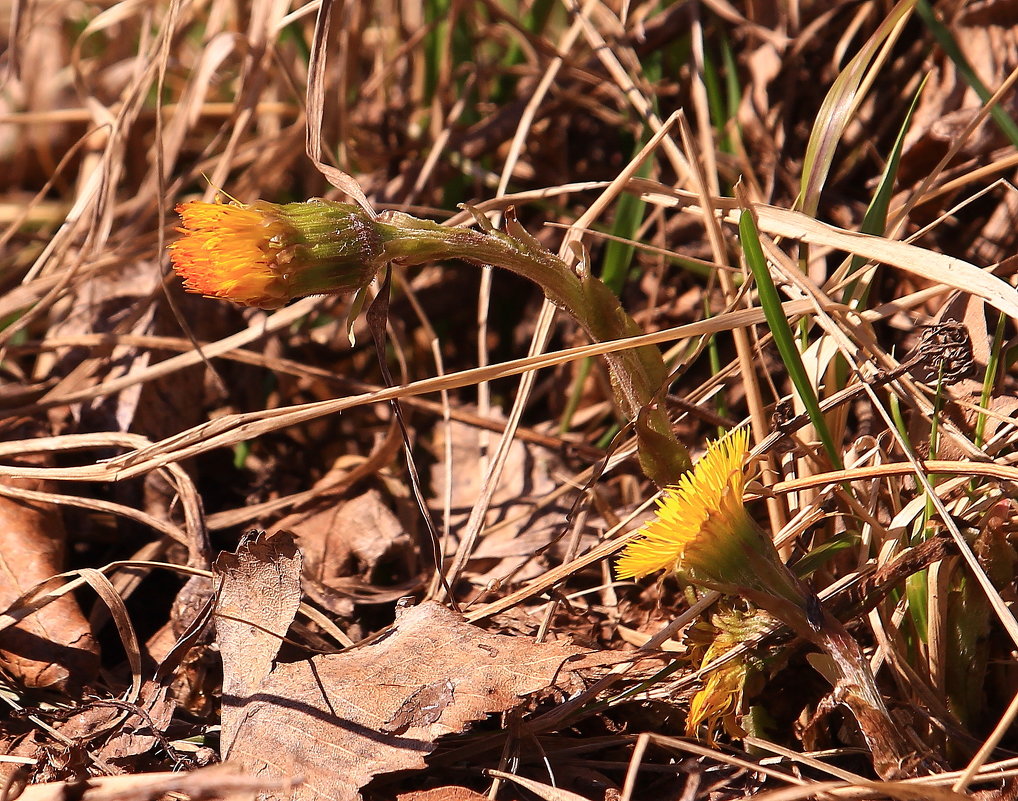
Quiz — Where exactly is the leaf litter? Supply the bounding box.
[3,1,1018,799]
[215,531,610,801]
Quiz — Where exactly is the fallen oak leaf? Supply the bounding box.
[214,531,597,801]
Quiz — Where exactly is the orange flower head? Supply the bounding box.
[171,201,291,307]
[170,198,385,309]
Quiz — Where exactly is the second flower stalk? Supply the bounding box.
[171,198,692,485]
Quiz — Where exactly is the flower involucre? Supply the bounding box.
[616,428,750,580]
[170,199,384,309]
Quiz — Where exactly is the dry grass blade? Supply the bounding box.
[486,770,595,801]
[798,0,917,216]
[15,763,299,801]
[306,0,373,211]
[746,781,969,801]
[742,204,1018,319]
[639,183,1018,318]
[0,289,983,484]
[0,304,798,481]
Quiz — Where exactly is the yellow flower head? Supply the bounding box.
[616,428,750,580]
[169,198,384,309]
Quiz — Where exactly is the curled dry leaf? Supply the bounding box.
[214,531,594,801]
[37,681,176,777]
[279,488,417,610]
[0,471,98,691]
[431,414,565,584]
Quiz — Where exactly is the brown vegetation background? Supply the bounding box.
[2,1,1018,799]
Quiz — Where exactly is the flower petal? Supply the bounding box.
[170,201,289,308]
[616,428,749,580]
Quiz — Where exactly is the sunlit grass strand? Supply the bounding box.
[738,207,842,469]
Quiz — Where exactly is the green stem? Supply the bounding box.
[375,210,692,483]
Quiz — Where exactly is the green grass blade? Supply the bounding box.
[702,44,726,146]
[704,298,728,437]
[739,208,842,468]
[862,75,928,238]
[600,175,647,293]
[722,36,740,124]
[975,311,1008,447]
[558,357,593,435]
[842,74,928,305]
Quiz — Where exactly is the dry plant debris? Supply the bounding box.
[3,0,1018,799]
[12,763,298,801]
[215,531,603,801]
[0,470,98,691]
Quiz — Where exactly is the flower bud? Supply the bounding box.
[170,199,384,308]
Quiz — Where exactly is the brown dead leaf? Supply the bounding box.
[0,458,98,690]
[396,789,491,801]
[214,531,303,741]
[432,415,568,584]
[215,531,593,801]
[41,262,161,433]
[279,488,417,611]
[95,681,176,764]
[901,2,1018,185]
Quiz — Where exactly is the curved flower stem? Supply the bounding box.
[168,197,690,484]
[375,209,692,485]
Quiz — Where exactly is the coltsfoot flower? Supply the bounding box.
[616,429,751,581]
[617,429,916,774]
[170,199,385,308]
[616,428,805,608]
